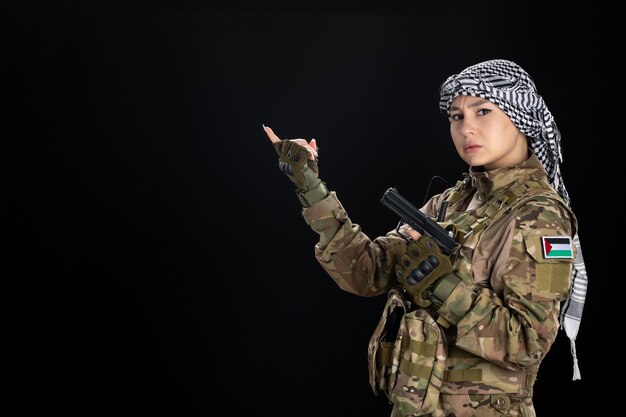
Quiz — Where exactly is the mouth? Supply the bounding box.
[464,145,482,153]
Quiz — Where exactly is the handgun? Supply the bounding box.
[380,187,456,254]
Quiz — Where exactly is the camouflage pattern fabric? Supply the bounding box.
[406,393,536,417]
[388,309,447,416]
[300,153,577,415]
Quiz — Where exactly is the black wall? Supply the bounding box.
[9,1,615,416]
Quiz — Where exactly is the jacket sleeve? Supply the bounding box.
[300,191,411,297]
[434,197,576,370]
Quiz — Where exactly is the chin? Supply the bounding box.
[464,158,484,168]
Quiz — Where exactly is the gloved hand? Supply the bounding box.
[264,125,328,206]
[396,234,453,307]
[272,139,321,192]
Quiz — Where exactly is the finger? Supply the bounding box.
[263,124,281,143]
[290,139,318,160]
[303,142,318,160]
[407,229,422,240]
[309,139,319,159]
[290,138,310,146]
[403,226,422,240]
[309,144,318,160]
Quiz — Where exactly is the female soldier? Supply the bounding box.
[263,59,587,417]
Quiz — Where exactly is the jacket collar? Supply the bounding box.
[468,150,547,202]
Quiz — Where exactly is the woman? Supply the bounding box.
[263,59,587,417]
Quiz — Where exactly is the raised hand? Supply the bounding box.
[263,124,329,206]
[263,124,320,192]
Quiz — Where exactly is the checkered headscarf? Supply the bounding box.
[439,59,587,381]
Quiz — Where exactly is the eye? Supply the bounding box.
[450,113,463,121]
[477,108,492,116]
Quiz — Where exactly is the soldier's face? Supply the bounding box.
[448,96,528,170]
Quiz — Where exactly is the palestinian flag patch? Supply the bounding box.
[541,236,573,259]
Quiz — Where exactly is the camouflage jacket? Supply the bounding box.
[301,152,577,396]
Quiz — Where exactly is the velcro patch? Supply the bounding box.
[541,236,573,259]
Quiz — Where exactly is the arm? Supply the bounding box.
[302,192,406,297]
[263,125,404,297]
[432,198,576,370]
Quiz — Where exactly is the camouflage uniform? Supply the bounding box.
[300,152,577,417]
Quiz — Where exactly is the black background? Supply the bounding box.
[9,1,617,416]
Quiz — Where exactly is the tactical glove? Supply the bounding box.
[273,139,328,206]
[396,234,453,307]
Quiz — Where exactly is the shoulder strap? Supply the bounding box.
[461,179,561,243]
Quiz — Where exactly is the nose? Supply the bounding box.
[459,117,476,136]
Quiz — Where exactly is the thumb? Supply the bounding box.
[309,138,319,160]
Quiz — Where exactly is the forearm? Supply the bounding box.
[438,283,559,369]
[302,192,403,297]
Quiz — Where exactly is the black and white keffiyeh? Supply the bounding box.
[439,59,587,380]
